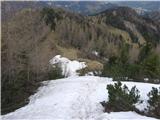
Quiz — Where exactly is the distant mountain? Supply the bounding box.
[46,1,160,15]
[2,1,160,18]
[1,1,116,17]
[144,11,160,23]
[43,1,160,15]
[99,7,160,44]
[51,1,117,15]
[114,1,160,12]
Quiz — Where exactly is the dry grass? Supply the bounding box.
[124,21,146,45]
[56,45,79,60]
[107,25,132,44]
[87,60,103,71]
[77,58,103,75]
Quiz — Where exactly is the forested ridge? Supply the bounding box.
[1,6,160,114]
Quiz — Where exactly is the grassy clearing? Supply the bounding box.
[107,25,132,44]
[77,58,103,75]
[56,45,79,60]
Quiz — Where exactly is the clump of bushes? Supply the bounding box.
[142,54,160,81]
[48,66,64,80]
[101,81,140,112]
[1,65,64,115]
[101,81,160,119]
[147,87,160,118]
[41,7,62,30]
[102,43,160,83]
[102,44,141,81]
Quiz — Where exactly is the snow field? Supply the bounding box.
[2,76,159,120]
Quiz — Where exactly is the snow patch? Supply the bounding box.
[85,72,94,76]
[92,51,99,56]
[49,55,86,77]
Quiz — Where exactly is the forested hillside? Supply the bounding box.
[1,4,160,115]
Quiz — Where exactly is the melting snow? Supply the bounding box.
[2,76,159,120]
[92,51,99,56]
[49,55,86,77]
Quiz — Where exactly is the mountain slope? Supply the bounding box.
[145,11,160,23]
[2,5,160,115]
[115,1,160,12]
[97,7,160,44]
[52,1,117,15]
[2,76,159,120]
